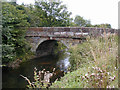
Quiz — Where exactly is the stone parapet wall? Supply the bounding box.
[25,27,118,55]
[26,27,117,38]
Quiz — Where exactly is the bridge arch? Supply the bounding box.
[35,39,68,57]
[35,38,48,51]
[26,36,82,54]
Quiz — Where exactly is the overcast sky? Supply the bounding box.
[17,0,119,29]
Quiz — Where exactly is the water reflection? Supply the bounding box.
[57,57,70,72]
[2,52,70,88]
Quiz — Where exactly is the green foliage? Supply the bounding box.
[71,15,112,28]
[53,41,67,55]
[68,42,94,71]
[2,2,29,27]
[74,15,92,27]
[2,45,15,63]
[93,23,112,28]
[69,34,118,71]
[2,2,31,64]
[26,0,72,27]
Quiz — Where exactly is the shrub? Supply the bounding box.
[69,34,118,72]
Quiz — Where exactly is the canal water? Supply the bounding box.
[2,52,70,88]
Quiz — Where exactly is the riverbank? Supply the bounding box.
[50,34,118,88]
[3,51,35,69]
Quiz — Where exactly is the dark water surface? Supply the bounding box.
[2,52,70,88]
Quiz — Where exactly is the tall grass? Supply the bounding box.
[51,33,118,88]
[69,34,118,71]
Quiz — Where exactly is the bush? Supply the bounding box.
[68,41,94,71]
[2,2,32,65]
[69,34,118,72]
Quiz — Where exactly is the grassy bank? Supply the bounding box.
[51,34,118,88]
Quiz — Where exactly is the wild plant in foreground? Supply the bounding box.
[68,33,118,88]
[21,67,56,88]
[89,34,118,70]
[82,66,116,88]
[84,34,118,88]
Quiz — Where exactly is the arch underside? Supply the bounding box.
[26,37,83,53]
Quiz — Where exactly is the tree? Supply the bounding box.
[93,24,111,28]
[74,15,92,27]
[2,2,30,64]
[33,0,72,27]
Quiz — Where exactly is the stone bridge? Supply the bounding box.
[25,27,117,55]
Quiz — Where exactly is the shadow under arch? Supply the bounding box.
[36,39,68,57]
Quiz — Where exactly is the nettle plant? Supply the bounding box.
[81,66,116,88]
